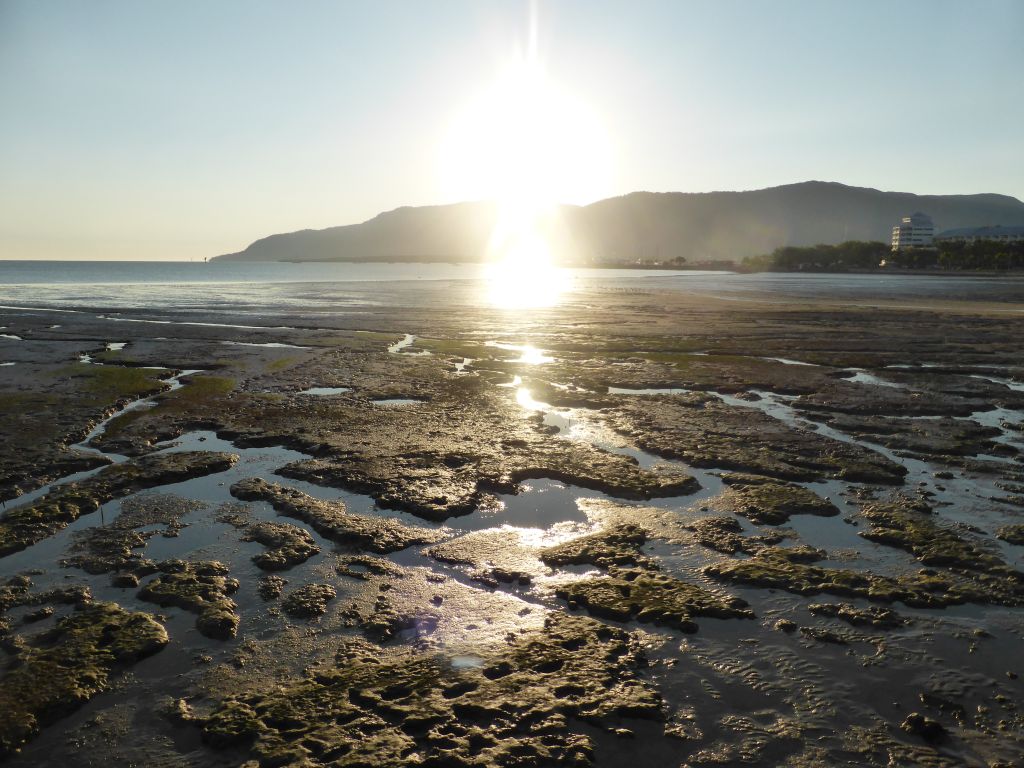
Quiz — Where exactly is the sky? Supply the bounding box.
[1,0,1022,261]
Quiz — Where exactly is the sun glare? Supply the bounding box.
[441,13,611,309]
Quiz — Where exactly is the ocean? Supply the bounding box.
[1,260,1023,317]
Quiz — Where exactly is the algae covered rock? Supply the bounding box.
[705,545,1017,608]
[281,583,337,619]
[557,566,753,632]
[242,520,320,571]
[607,394,907,485]
[541,524,650,569]
[542,523,753,632]
[0,601,167,758]
[231,477,443,553]
[197,612,661,766]
[807,602,907,629]
[995,524,1024,546]
[137,559,240,640]
[857,496,1024,606]
[719,476,839,525]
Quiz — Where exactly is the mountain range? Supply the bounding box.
[215,181,1024,265]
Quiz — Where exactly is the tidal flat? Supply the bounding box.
[0,275,1022,767]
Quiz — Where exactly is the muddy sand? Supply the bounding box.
[0,277,1022,767]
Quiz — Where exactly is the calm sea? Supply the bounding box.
[1,260,1023,315]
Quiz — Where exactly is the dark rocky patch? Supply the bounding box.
[900,712,947,743]
[257,575,286,601]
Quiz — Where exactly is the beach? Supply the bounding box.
[0,267,1022,766]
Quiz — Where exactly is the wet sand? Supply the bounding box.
[0,277,1022,767]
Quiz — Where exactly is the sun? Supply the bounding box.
[440,28,612,308]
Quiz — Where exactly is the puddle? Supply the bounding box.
[98,315,298,331]
[839,369,907,389]
[484,341,554,365]
[106,342,127,351]
[971,374,1024,393]
[608,386,691,395]
[388,334,431,355]
[372,398,422,406]
[297,387,352,396]
[221,341,309,349]
[0,362,15,367]
[457,480,591,531]
[765,358,819,366]
[0,333,23,341]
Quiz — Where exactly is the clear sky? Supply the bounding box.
[1,0,1021,261]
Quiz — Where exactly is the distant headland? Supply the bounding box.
[215,181,1024,269]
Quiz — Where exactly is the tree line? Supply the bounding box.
[741,239,1024,272]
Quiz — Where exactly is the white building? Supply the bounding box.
[891,212,934,251]
[934,225,1024,244]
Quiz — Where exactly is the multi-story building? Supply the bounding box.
[891,212,935,251]
[934,225,1024,244]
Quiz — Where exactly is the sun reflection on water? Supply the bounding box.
[485,342,553,365]
[483,252,573,310]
